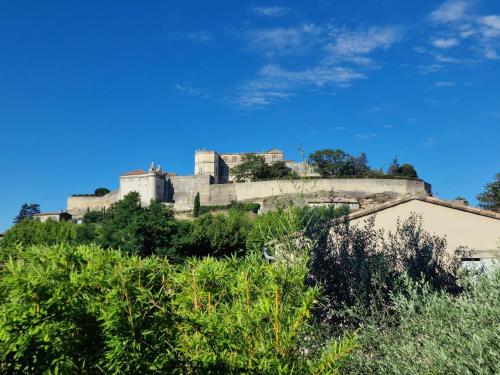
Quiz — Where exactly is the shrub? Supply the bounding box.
[170,209,253,258]
[308,214,461,327]
[94,187,111,197]
[0,243,357,374]
[345,270,500,374]
[0,219,76,250]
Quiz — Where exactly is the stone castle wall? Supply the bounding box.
[67,190,120,217]
[199,178,431,206]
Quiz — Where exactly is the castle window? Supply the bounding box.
[272,155,277,162]
[198,165,203,174]
[232,156,237,163]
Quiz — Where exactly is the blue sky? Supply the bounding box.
[1,0,499,231]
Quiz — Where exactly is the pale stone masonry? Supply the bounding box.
[66,148,433,217]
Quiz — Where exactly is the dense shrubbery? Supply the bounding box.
[345,270,500,374]
[1,192,497,374]
[308,214,461,327]
[0,243,356,374]
[0,219,77,249]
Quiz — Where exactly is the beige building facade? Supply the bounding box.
[347,196,500,263]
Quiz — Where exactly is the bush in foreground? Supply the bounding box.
[0,243,356,374]
[344,269,500,374]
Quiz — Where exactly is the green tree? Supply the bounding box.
[398,163,418,178]
[387,158,400,175]
[193,192,201,218]
[13,203,40,224]
[94,187,111,197]
[99,192,177,257]
[477,173,500,212]
[267,161,293,179]
[308,149,349,177]
[231,154,268,182]
[83,209,106,224]
[99,192,145,254]
[387,158,418,178]
[308,149,370,177]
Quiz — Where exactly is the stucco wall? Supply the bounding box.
[199,178,431,206]
[349,199,500,254]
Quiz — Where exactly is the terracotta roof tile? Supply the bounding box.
[344,195,500,221]
[121,169,146,176]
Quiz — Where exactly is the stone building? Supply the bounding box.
[194,149,286,183]
[33,211,73,222]
[66,148,432,219]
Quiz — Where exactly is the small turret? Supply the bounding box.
[149,161,155,173]
[156,163,163,174]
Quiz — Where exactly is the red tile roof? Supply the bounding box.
[121,169,147,176]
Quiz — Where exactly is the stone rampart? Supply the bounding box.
[199,178,431,206]
[67,190,119,217]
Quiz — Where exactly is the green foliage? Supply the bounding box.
[345,270,500,374]
[198,201,261,215]
[13,203,40,224]
[231,154,293,182]
[193,192,201,218]
[1,219,76,249]
[267,160,294,179]
[231,153,268,182]
[94,187,111,197]
[99,193,176,257]
[75,222,99,244]
[169,210,253,259]
[477,172,500,212]
[308,214,461,327]
[308,149,369,177]
[247,204,348,253]
[0,243,356,374]
[82,209,106,224]
[387,158,418,178]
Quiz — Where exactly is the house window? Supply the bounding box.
[232,156,237,163]
[272,155,277,162]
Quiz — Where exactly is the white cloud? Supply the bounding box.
[422,136,436,148]
[171,30,213,44]
[245,24,321,56]
[252,6,289,17]
[174,84,204,97]
[430,0,470,23]
[427,2,500,63]
[234,64,365,109]
[434,81,456,87]
[237,23,400,108]
[355,133,378,139]
[326,27,399,63]
[432,37,460,48]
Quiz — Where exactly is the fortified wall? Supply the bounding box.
[198,178,431,207]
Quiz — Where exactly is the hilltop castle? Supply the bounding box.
[66,148,431,218]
